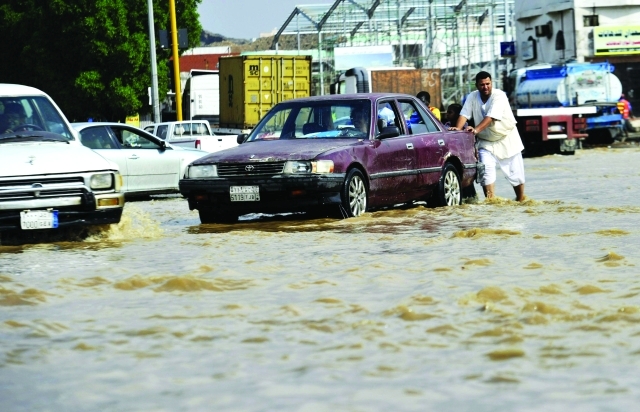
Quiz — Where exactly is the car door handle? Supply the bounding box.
[406,143,414,150]
[438,139,445,146]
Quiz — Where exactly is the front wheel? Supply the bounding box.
[431,163,461,207]
[341,169,368,217]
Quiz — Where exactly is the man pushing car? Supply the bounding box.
[449,71,526,202]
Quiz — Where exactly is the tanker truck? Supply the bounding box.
[506,62,624,155]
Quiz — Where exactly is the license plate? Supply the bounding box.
[20,210,59,230]
[230,186,260,202]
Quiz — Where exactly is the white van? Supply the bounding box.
[144,120,237,153]
[0,84,124,234]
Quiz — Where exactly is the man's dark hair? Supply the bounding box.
[475,71,492,84]
[416,91,431,105]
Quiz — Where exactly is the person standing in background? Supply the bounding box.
[617,93,634,138]
[443,103,465,129]
[416,91,441,122]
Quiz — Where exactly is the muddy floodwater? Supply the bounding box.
[1,147,640,411]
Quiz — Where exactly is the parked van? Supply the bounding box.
[144,120,237,153]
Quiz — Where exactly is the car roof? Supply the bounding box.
[281,93,418,104]
[71,122,151,132]
[73,122,139,127]
[149,120,210,125]
[0,83,49,97]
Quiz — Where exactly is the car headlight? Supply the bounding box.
[283,161,312,174]
[90,173,114,189]
[188,164,218,178]
[312,160,334,173]
[283,160,334,174]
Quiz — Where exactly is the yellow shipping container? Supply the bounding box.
[219,55,312,129]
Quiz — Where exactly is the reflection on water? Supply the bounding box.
[1,149,640,411]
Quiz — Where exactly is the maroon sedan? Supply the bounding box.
[179,93,480,223]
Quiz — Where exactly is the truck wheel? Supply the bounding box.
[341,169,367,217]
[430,163,461,207]
[198,209,237,224]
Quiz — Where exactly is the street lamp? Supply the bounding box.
[147,0,161,123]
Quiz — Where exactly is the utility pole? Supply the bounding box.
[147,0,161,123]
[169,0,182,120]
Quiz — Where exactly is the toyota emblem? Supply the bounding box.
[245,165,254,172]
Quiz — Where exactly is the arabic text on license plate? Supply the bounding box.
[20,210,59,230]
[230,186,260,202]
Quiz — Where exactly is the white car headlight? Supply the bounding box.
[283,160,334,174]
[283,161,312,174]
[188,164,218,178]
[90,173,114,189]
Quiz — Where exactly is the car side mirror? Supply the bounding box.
[237,133,249,144]
[377,126,400,139]
[158,140,167,150]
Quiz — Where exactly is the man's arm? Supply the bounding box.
[453,116,470,130]
[471,116,493,135]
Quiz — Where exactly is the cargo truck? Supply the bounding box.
[214,55,312,138]
[182,69,220,125]
[506,62,624,155]
[329,66,443,113]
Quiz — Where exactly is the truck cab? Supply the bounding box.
[145,120,237,153]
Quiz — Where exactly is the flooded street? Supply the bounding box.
[1,147,640,411]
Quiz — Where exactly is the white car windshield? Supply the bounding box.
[0,96,74,141]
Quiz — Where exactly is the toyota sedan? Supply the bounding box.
[179,93,480,223]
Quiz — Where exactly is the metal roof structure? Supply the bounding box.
[270,0,515,103]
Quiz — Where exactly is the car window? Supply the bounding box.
[110,127,161,149]
[399,100,440,134]
[192,122,209,136]
[79,126,116,149]
[0,96,74,139]
[376,100,402,135]
[156,125,168,140]
[174,123,189,136]
[253,107,292,140]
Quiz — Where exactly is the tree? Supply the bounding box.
[0,0,202,121]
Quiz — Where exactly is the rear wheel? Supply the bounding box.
[341,169,367,217]
[430,163,461,207]
[198,209,237,224]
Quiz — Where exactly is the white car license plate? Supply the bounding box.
[20,210,59,230]
[230,186,260,202]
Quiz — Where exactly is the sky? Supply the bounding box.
[197,0,334,40]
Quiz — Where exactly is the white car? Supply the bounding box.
[0,84,124,234]
[72,122,207,197]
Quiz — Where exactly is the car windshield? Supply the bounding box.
[247,99,371,141]
[0,96,74,142]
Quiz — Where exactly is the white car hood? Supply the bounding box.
[1,141,118,177]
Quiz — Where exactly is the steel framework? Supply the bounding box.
[271,0,515,105]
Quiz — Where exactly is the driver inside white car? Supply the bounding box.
[1,102,28,133]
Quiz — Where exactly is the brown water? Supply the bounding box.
[1,148,640,411]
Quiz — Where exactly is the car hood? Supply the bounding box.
[192,139,361,164]
[0,141,118,177]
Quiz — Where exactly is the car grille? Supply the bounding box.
[0,177,86,201]
[217,162,286,177]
